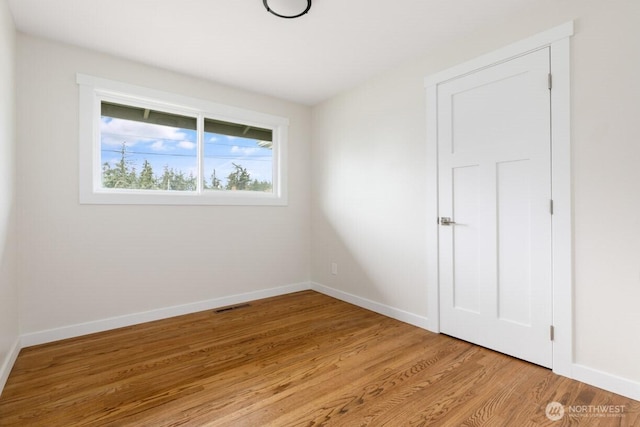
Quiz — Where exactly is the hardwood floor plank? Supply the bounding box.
[1,291,637,426]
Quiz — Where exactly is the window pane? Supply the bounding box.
[100,102,198,191]
[203,118,273,192]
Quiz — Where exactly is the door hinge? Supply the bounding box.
[550,199,554,215]
[550,325,555,341]
[548,73,553,90]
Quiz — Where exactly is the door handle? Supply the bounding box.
[440,217,456,226]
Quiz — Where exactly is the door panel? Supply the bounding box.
[497,159,531,326]
[438,48,553,367]
[452,165,480,313]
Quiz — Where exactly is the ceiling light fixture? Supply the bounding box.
[263,0,312,19]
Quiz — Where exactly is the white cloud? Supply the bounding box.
[101,117,190,147]
[178,141,196,150]
[231,146,259,155]
[151,141,168,151]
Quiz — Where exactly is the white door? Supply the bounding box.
[437,48,553,367]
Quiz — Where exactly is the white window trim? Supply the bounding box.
[77,74,289,206]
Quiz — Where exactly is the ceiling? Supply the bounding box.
[8,0,542,105]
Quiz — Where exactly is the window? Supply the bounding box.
[78,74,288,205]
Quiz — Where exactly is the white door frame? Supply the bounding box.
[424,22,573,376]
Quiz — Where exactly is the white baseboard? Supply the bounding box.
[311,282,430,330]
[0,337,21,396]
[312,282,640,402]
[8,283,639,403]
[18,281,429,349]
[20,282,311,348]
[572,364,640,402]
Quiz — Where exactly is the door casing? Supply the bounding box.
[424,22,573,376]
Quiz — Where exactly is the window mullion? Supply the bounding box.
[197,114,204,194]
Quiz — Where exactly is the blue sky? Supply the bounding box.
[100,116,273,187]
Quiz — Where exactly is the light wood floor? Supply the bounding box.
[0,291,637,426]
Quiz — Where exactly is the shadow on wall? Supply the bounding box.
[311,196,429,316]
[0,202,19,360]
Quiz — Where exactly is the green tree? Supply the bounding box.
[102,143,136,188]
[180,171,197,191]
[158,166,197,191]
[100,144,201,192]
[102,162,116,188]
[226,163,251,190]
[158,165,175,190]
[139,160,156,189]
[247,179,272,192]
[207,169,222,190]
[128,166,137,188]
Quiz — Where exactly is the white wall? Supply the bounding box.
[0,0,19,391]
[311,0,640,388]
[16,35,311,335]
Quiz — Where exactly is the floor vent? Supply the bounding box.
[215,303,251,313]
